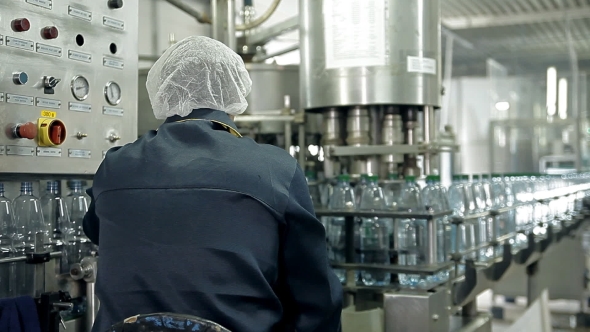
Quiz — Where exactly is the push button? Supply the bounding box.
[12,18,31,32]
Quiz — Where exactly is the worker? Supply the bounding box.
[82,36,343,332]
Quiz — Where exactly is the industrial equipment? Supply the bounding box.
[300,0,451,179]
[0,0,138,330]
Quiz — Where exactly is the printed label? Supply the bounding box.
[36,43,62,57]
[69,102,92,113]
[37,98,61,110]
[103,106,124,116]
[0,35,3,46]
[103,16,124,30]
[68,6,92,21]
[37,147,61,157]
[0,146,6,155]
[68,50,92,63]
[6,146,35,156]
[0,93,4,103]
[68,149,91,159]
[26,0,52,9]
[103,57,124,69]
[40,110,57,118]
[323,0,386,69]
[5,37,34,51]
[6,94,34,106]
[407,56,437,75]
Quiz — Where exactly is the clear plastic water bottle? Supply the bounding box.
[0,184,16,297]
[305,170,322,208]
[397,176,427,288]
[383,173,402,210]
[421,175,450,285]
[472,175,493,262]
[355,174,369,206]
[41,181,72,273]
[447,175,475,269]
[359,175,390,286]
[327,174,356,283]
[67,180,92,263]
[13,182,46,296]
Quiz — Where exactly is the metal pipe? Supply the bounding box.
[87,282,98,332]
[227,0,237,51]
[211,0,219,40]
[284,122,292,151]
[138,54,161,62]
[298,123,306,169]
[164,0,211,24]
[426,218,438,265]
[423,106,432,175]
[236,0,282,31]
[252,44,299,62]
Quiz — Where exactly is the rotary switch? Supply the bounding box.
[12,18,30,32]
[43,76,61,94]
[41,26,59,39]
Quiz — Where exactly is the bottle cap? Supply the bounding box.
[405,175,416,182]
[338,174,350,182]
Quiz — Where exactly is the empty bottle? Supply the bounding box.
[0,184,17,297]
[447,175,475,273]
[327,174,356,283]
[355,174,369,206]
[383,173,402,210]
[397,176,428,288]
[13,182,46,296]
[67,180,93,263]
[305,170,322,208]
[421,175,450,285]
[359,175,390,286]
[472,175,493,262]
[41,181,72,273]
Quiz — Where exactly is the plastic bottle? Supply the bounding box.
[382,173,402,210]
[472,175,493,261]
[355,174,369,206]
[359,175,390,286]
[0,184,16,297]
[67,180,92,263]
[447,175,475,270]
[12,182,46,296]
[421,175,450,285]
[327,174,356,283]
[305,170,323,208]
[397,176,427,288]
[41,181,72,273]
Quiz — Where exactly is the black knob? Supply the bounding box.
[108,0,123,9]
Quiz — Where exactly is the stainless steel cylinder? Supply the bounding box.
[322,108,343,146]
[300,0,441,110]
[346,107,371,146]
[381,113,404,175]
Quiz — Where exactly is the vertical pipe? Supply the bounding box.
[423,106,432,175]
[284,122,292,151]
[227,0,237,51]
[426,218,438,266]
[298,123,306,169]
[211,0,219,41]
[87,282,98,332]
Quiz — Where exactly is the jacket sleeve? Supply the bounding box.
[83,187,100,245]
[281,165,343,332]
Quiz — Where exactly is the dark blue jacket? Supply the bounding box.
[83,109,342,332]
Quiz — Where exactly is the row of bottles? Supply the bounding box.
[318,172,587,290]
[0,180,93,298]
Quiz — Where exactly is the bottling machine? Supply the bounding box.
[0,0,138,330]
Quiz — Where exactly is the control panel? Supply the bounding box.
[0,0,138,174]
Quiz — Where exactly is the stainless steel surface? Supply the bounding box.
[384,288,450,332]
[346,107,370,146]
[252,44,299,62]
[427,218,438,265]
[60,317,84,332]
[449,314,492,332]
[245,63,299,114]
[299,0,441,110]
[137,69,162,136]
[381,113,403,175]
[0,0,138,174]
[70,256,98,332]
[327,143,459,157]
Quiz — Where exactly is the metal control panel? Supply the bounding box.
[0,0,138,174]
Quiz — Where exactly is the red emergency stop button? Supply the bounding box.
[41,26,58,39]
[13,122,37,140]
[12,18,31,32]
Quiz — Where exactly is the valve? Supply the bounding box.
[108,134,121,143]
[38,118,66,147]
[43,76,61,94]
[76,132,88,140]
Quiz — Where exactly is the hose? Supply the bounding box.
[236,0,281,31]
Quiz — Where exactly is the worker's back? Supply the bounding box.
[85,109,343,332]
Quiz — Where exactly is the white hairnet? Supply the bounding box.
[146,36,252,119]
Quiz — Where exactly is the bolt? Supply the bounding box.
[432,314,439,321]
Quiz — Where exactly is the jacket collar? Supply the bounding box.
[164,109,241,137]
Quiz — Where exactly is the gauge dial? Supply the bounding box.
[104,81,121,105]
[71,76,89,101]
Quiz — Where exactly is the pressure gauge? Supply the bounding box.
[71,75,89,101]
[104,81,121,105]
